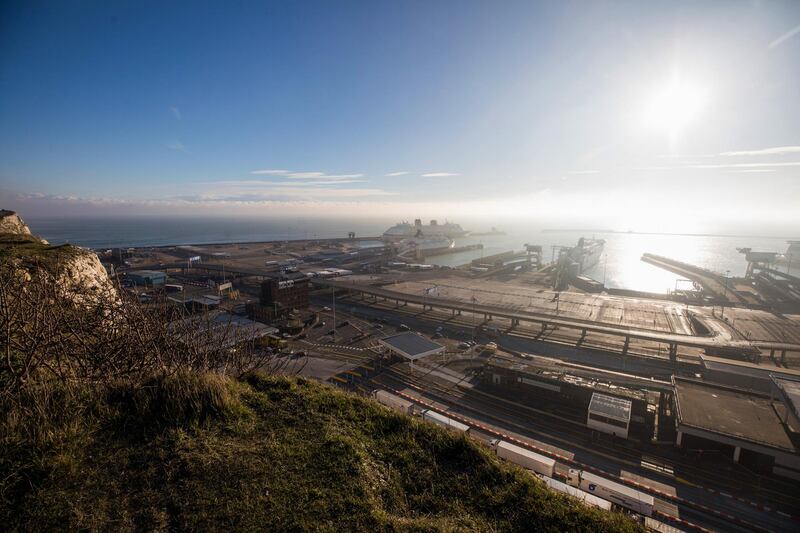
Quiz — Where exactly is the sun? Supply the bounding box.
[643,81,706,134]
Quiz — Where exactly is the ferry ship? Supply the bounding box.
[568,237,605,274]
[383,219,469,240]
[775,240,800,269]
[397,236,455,253]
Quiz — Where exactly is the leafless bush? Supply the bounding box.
[0,257,299,400]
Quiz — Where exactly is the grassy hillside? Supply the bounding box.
[1,372,639,532]
[0,232,79,266]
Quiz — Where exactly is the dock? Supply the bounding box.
[641,253,749,305]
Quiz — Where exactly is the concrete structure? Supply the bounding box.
[587,393,632,439]
[481,358,653,440]
[771,375,800,429]
[170,311,278,349]
[260,272,310,311]
[126,269,167,286]
[312,278,800,359]
[700,354,800,393]
[673,376,800,479]
[378,332,444,361]
[170,294,221,313]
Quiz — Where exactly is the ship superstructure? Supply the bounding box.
[383,219,469,240]
[568,237,605,274]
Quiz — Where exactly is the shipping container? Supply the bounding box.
[490,439,555,477]
[421,409,470,434]
[374,390,414,415]
[566,469,653,516]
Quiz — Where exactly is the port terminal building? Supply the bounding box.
[480,358,655,441]
[673,376,800,480]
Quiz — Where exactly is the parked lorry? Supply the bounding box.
[374,390,415,415]
[566,469,654,516]
[536,474,612,511]
[420,409,470,434]
[490,439,555,477]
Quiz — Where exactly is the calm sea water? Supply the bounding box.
[27,216,797,294]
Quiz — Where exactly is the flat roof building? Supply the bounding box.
[699,354,800,393]
[379,332,444,361]
[771,375,800,432]
[260,271,310,312]
[673,376,800,479]
[126,270,167,286]
[587,393,632,439]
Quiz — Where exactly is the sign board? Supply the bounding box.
[278,280,295,289]
[217,282,232,291]
[189,256,201,262]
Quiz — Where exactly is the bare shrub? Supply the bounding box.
[0,256,299,400]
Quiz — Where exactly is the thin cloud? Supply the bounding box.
[211,179,368,187]
[770,23,800,49]
[727,169,776,174]
[720,146,800,157]
[386,171,409,177]
[287,172,363,180]
[165,140,188,152]
[691,161,800,169]
[249,169,363,180]
[639,161,800,170]
[569,170,600,175]
[251,169,289,175]
[169,106,182,120]
[421,172,459,177]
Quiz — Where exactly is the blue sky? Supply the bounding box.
[1,1,799,232]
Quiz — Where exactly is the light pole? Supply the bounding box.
[471,292,477,341]
[721,270,730,320]
[332,285,336,340]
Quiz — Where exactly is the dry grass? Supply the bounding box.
[1,372,640,532]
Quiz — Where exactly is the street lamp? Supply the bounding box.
[721,270,730,320]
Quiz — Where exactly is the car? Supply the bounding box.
[373,324,383,330]
[338,320,350,327]
[322,306,331,312]
[296,333,306,340]
[326,330,336,336]
[432,332,442,339]
[399,324,410,331]
[435,326,443,332]
[458,342,470,350]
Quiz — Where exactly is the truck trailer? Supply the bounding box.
[421,409,470,434]
[536,474,612,511]
[374,390,415,415]
[490,439,555,477]
[566,469,654,516]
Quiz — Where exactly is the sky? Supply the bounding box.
[1,0,799,234]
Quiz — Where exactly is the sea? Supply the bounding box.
[26,216,798,295]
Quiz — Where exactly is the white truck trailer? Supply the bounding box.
[566,469,654,516]
[420,409,470,434]
[373,390,414,415]
[490,439,555,478]
[536,474,612,511]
